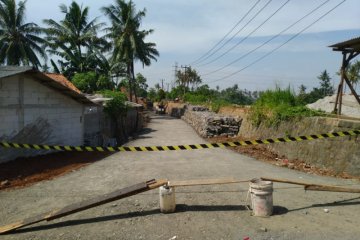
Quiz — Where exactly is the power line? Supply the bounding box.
[201,0,330,77]
[190,0,261,66]
[199,0,290,67]
[206,0,346,84]
[193,0,273,66]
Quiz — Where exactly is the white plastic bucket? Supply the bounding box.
[159,185,176,213]
[249,179,273,217]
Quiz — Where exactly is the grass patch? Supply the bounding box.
[249,86,324,127]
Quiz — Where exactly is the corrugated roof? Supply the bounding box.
[329,36,360,51]
[44,73,81,94]
[0,66,96,105]
[0,65,33,78]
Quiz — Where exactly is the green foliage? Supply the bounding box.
[157,89,166,101]
[298,70,334,104]
[135,73,148,98]
[167,85,188,100]
[0,0,46,68]
[72,72,114,93]
[219,84,255,105]
[175,67,202,91]
[147,88,156,101]
[183,92,209,104]
[346,60,360,87]
[101,90,128,118]
[44,1,109,78]
[102,0,159,101]
[249,86,323,127]
[147,87,166,102]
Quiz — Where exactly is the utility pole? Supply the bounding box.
[181,65,190,94]
[173,62,178,88]
[173,62,178,81]
[160,79,164,90]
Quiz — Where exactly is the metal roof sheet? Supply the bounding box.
[329,36,360,51]
[0,65,33,78]
[0,66,96,105]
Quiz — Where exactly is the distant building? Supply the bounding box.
[0,66,96,163]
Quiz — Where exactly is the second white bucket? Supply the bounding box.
[159,185,176,213]
[249,179,273,217]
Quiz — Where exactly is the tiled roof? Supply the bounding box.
[44,73,81,94]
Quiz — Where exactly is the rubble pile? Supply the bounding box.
[182,106,242,138]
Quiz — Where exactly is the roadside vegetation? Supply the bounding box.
[1,0,359,126]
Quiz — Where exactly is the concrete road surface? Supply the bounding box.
[1,115,360,240]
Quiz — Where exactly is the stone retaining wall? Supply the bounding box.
[218,106,360,176]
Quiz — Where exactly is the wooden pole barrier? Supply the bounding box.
[0,179,167,234]
[261,177,360,193]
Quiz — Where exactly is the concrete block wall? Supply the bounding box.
[0,74,84,162]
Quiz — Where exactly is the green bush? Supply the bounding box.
[72,72,114,93]
[100,90,128,118]
[249,86,323,127]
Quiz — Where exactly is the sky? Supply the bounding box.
[25,0,360,91]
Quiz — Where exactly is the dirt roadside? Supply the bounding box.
[1,115,360,240]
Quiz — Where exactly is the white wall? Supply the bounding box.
[0,73,84,151]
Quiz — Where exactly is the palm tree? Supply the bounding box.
[347,60,360,91]
[0,0,46,68]
[102,0,159,101]
[44,1,109,78]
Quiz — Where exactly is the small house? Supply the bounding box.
[0,66,96,163]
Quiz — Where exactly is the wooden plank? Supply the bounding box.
[305,185,360,193]
[0,179,167,234]
[261,177,314,186]
[262,177,360,193]
[168,178,249,187]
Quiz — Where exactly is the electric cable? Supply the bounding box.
[201,0,330,77]
[193,0,273,66]
[199,0,290,67]
[190,0,261,65]
[206,0,346,84]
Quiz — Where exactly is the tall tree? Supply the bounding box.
[44,1,109,78]
[175,67,202,91]
[0,0,46,68]
[317,70,334,96]
[102,0,159,102]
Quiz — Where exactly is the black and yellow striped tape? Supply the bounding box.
[0,130,359,152]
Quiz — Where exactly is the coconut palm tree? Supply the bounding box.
[102,0,159,101]
[347,60,360,91]
[0,0,46,68]
[44,1,110,78]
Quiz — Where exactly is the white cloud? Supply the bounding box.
[24,0,360,90]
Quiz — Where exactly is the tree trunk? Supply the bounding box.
[131,61,138,103]
[127,63,133,101]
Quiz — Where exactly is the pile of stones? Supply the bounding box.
[181,105,242,138]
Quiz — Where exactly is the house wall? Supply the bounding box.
[0,74,84,163]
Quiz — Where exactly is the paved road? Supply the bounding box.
[1,115,360,240]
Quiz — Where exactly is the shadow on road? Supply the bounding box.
[13,199,360,234]
[150,115,178,120]
[288,196,360,212]
[9,204,251,234]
